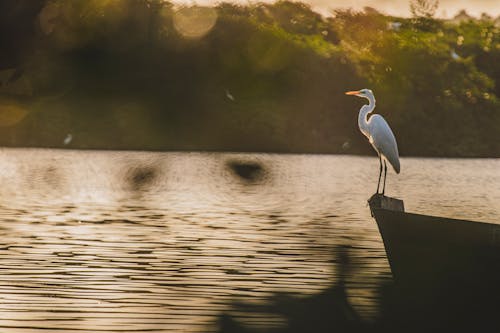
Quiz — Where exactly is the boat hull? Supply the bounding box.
[369,195,500,329]
[371,204,500,286]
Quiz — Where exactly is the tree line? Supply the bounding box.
[0,0,498,156]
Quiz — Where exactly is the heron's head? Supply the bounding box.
[345,89,374,99]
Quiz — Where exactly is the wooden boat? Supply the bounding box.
[368,194,500,286]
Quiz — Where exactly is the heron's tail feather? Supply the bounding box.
[391,159,400,174]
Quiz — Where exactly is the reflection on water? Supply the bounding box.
[0,148,498,332]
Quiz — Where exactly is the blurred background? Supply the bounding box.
[0,0,499,156]
[1,2,499,332]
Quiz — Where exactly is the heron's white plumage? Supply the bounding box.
[346,88,400,194]
[367,114,400,173]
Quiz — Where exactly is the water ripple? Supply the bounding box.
[0,149,497,331]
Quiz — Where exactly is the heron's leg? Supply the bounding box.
[376,155,382,194]
[382,160,387,195]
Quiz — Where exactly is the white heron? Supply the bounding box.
[345,89,400,194]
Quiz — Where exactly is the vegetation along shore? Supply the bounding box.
[0,0,499,156]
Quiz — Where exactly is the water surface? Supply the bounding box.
[0,149,498,332]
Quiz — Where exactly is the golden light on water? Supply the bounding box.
[0,99,28,127]
[173,6,218,39]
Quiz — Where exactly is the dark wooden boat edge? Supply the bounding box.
[368,193,496,226]
[368,193,500,283]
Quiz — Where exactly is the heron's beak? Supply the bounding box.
[345,90,360,96]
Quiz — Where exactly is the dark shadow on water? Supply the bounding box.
[226,160,266,183]
[24,164,67,194]
[215,245,500,333]
[124,164,160,192]
[217,245,366,333]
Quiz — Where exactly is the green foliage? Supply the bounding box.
[0,0,499,156]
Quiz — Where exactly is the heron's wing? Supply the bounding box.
[368,114,400,173]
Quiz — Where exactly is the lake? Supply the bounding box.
[0,148,498,332]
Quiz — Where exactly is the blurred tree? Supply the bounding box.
[0,0,46,70]
[410,0,440,31]
[410,0,439,18]
[0,0,498,156]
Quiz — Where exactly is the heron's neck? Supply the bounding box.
[358,95,376,137]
